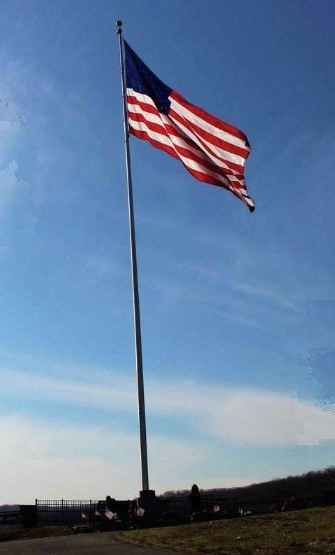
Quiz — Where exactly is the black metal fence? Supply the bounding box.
[35,491,335,526]
[159,495,189,517]
[36,499,100,526]
[35,496,192,525]
[36,496,193,525]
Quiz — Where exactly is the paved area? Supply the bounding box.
[0,533,180,555]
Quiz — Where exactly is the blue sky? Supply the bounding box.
[0,0,335,504]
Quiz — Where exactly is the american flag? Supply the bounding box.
[124,41,255,212]
[105,509,117,520]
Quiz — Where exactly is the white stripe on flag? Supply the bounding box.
[168,109,246,169]
[169,96,249,151]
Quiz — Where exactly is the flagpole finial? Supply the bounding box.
[116,20,123,34]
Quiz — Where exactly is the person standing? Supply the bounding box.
[190,484,202,514]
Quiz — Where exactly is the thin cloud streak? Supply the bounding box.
[0,368,136,412]
[1,365,335,447]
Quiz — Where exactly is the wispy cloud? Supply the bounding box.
[232,282,303,314]
[146,380,335,447]
[147,269,302,333]
[1,362,334,448]
[136,210,334,338]
[0,368,136,413]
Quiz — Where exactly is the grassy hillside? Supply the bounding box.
[163,467,335,507]
[118,506,335,554]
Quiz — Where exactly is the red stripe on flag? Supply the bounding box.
[169,107,249,161]
[170,90,250,145]
[127,95,158,116]
[131,128,229,187]
[169,108,249,166]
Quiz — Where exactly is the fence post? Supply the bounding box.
[61,499,64,524]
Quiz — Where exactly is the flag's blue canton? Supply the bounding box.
[124,41,172,115]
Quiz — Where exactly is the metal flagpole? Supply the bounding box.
[116,20,150,492]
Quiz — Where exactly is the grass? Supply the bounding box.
[1,506,335,553]
[116,506,335,554]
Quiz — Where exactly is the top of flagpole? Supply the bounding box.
[116,20,123,35]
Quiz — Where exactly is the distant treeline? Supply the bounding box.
[162,467,335,504]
